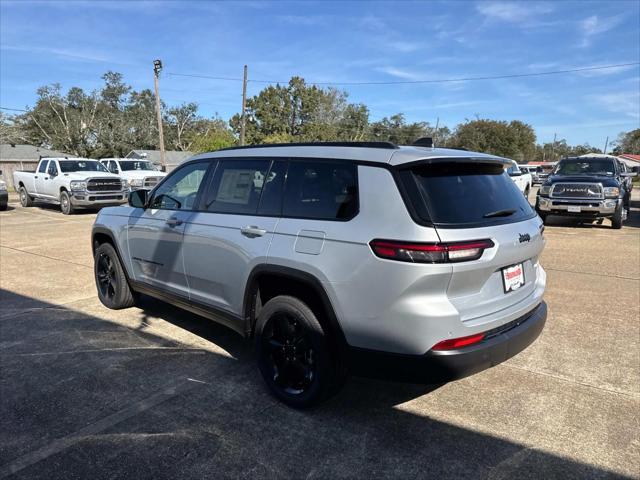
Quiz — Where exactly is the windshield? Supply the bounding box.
[399,162,535,227]
[119,160,156,171]
[554,159,615,176]
[59,160,109,173]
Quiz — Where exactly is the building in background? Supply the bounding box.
[0,144,72,190]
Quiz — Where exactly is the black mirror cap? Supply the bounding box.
[129,189,149,208]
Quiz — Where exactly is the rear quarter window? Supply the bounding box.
[399,161,535,228]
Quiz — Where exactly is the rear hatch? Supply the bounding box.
[397,159,544,325]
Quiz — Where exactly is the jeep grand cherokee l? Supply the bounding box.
[92,142,547,408]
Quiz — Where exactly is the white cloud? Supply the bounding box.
[579,14,625,47]
[589,91,640,119]
[476,1,554,23]
[376,67,422,81]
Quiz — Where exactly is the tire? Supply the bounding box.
[611,203,623,229]
[524,186,530,199]
[19,186,33,207]
[0,202,6,211]
[255,295,339,408]
[59,190,74,215]
[94,243,135,309]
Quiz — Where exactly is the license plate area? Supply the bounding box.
[502,263,525,293]
[567,205,581,213]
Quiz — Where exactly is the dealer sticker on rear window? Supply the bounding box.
[502,263,525,293]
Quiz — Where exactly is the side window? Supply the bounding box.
[47,161,58,176]
[257,160,286,216]
[283,160,358,220]
[38,161,48,173]
[149,161,209,211]
[204,159,271,214]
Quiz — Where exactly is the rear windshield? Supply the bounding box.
[399,162,535,227]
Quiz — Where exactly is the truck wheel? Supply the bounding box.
[60,190,74,215]
[255,295,340,408]
[19,187,33,207]
[611,203,623,229]
[94,243,135,309]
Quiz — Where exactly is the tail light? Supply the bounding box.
[369,239,494,263]
[432,333,485,351]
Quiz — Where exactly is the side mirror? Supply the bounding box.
[129,189,149,208]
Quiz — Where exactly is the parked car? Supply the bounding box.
[0,172,7,211]
[13,157,128,215]
[519,165,542,184]
[507,160,532,197]
[99,158,166,191]
[92,142,547,408]
[535,155,635,229]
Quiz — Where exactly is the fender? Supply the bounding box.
[243,264,348,350]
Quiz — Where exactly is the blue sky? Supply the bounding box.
[1,0,639,147]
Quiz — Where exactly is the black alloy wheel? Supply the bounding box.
[261,312,316,395]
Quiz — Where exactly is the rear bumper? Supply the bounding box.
[348,302,547,384]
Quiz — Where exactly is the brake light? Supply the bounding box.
[432,333,485,351]
[369,239,494,263]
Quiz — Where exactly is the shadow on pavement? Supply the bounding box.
[0,289,632,479]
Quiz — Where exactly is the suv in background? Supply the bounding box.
[535,155,635,229]
[92,142,547,408]
[100,158,166,191]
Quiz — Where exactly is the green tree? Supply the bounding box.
[612,129,640,155]
[451,119,536,159]
[189,116,236,152]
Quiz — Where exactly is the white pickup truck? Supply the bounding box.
[506,160,532,198]
[99,158,166,191]
[13,157,128,215]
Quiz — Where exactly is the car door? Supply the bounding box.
[127,160,211,297]
[44,160,60,197]
[182,158,284,315]
[34,160,49,197]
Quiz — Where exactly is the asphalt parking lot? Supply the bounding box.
[0,188,638,479]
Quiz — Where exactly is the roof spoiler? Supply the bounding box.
[413,137,434,148]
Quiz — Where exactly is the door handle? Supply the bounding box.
[165,217,183,227]
[241,226,267,238]
[34,176,38,179]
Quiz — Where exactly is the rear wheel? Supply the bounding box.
[255,295,339,408]
[59,190,74,215]
[19,187,33,207]
[94,243,135,309]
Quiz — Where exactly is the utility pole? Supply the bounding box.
[550,133,557,161]
[240,65,248,146]
[603,136,609,154]
[434,117,439,146]
[153,59,166,171]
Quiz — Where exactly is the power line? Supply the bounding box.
[167,62,640,86]
[0,107,27,112]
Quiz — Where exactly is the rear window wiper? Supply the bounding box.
[483,209,516,218]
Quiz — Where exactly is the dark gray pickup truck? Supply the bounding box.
[535,155,636,229]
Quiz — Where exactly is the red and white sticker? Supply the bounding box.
[502,263,525,293]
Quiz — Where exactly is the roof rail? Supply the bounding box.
[217,141,399,152]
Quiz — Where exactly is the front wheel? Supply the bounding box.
[611,203,623,229]
[60,190,74,215]
[255,295,340,408]
[94,243,135,309]
[19,187,33,207]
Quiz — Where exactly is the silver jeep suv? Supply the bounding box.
[92,142,547,408]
